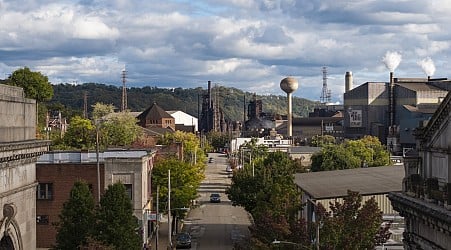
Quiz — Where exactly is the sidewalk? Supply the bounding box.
[149,215,184,250]
[149,215,172,250]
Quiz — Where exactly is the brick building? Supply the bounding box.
[36,150,155,249]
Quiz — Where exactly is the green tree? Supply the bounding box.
[7,67,53,102]
[54,181,96,250]
[102,111,142,146]
[316,190,389,250]
[92,102,115,120]
[62,116,95,149]
[152,157,204,213]
[310,134,336,147]
[207,131,229,151]
[227,151,307,248]
[96,182,141,250]
[311,136,390,171]
[159,130,207,166]
[311,144,361,171]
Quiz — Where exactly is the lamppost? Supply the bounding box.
[95,119,103,202]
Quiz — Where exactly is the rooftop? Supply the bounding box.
[294,165,404,199]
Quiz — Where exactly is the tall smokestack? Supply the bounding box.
[208,80,212,109]
[389,72,395,127]
[280,77,299,138]
[345,71,353,92]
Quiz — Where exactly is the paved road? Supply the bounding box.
[182,153,251,250]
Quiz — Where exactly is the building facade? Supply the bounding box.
[0,84,49,250]
[36,150,155,249]
[344,76,449,154]
[388,90,451,250]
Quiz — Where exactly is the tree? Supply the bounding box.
[316,190,390,250]
[61,116,95,149]
[7,67,53,102]
[102,111,142,146]
[309,134,336,147]
[54,181,96,250]
[158,130,207,166]
[92,102,115,120]
[152,157,204,212]
[310,136,390,171]
[95,182,141,250]
[226,151,307,248]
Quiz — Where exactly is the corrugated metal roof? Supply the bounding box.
[294,165,404,199]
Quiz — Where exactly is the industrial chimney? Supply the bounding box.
[345,71,353,92]
[280,77,299,137]
[389,72,395,128]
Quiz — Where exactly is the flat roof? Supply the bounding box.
[294,165,404,199]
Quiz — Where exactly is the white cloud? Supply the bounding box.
[0,0,450,103]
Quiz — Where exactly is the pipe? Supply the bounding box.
[345,71,353,92]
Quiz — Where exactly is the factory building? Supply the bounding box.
[344,72,449,154]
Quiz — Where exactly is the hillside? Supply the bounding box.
[49,83,318,121]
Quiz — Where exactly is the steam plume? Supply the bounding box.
[382,51,402,72]
[418,57,435,76]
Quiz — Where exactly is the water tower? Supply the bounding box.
[280,77,299,137]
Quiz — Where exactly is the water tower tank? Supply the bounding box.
[280,77,299,94]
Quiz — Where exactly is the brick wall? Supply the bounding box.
[36,163,105,248]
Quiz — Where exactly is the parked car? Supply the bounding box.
[208,157,214,163]
[210,193,221,203]
[175,232,192,249]
[226,165,233,173]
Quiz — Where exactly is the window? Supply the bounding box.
[36,215,49,225]
[124,184,133,201]
[37,183,53,200]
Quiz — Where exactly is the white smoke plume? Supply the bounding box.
[382,51,402,72]
[418,57,436,76]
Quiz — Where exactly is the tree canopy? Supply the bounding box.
[226,151,306,248]
[151,157,204,215]
[96,182,141,250]
[54,181,96,250]
[316,190,391,250]
[7,67,53,102]
[311,136,390,171]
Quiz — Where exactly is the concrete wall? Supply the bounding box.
[0,84,36,142]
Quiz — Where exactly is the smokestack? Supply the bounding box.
[345,71,353,92]
[208,80,212,109]
[389,72,395,127]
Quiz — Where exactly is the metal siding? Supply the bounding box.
[317,194,398,215]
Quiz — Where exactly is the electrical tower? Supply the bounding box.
[320,66,331,104]
[83,91,88,118]
[121,68,127,111]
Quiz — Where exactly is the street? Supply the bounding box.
[182,152,251,249]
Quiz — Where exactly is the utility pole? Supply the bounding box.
[168,170,172,249]
[121,68,128,112]
[156,186,159,250]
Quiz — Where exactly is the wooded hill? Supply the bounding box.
[49,83,318,121]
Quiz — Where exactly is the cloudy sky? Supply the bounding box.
[0,0,450,102]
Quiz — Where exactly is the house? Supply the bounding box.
[295,166,405,245]
[167,110,198,133]
[0,84,50,250]
[388,90,451,249]
[137,103,175,131]
[36,150,156,249]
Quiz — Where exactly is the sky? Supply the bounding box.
[1,0,450,103]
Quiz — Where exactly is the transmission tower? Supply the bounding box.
[320,66,331,104]
[83,91,88,118]
[121,69,128,111]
